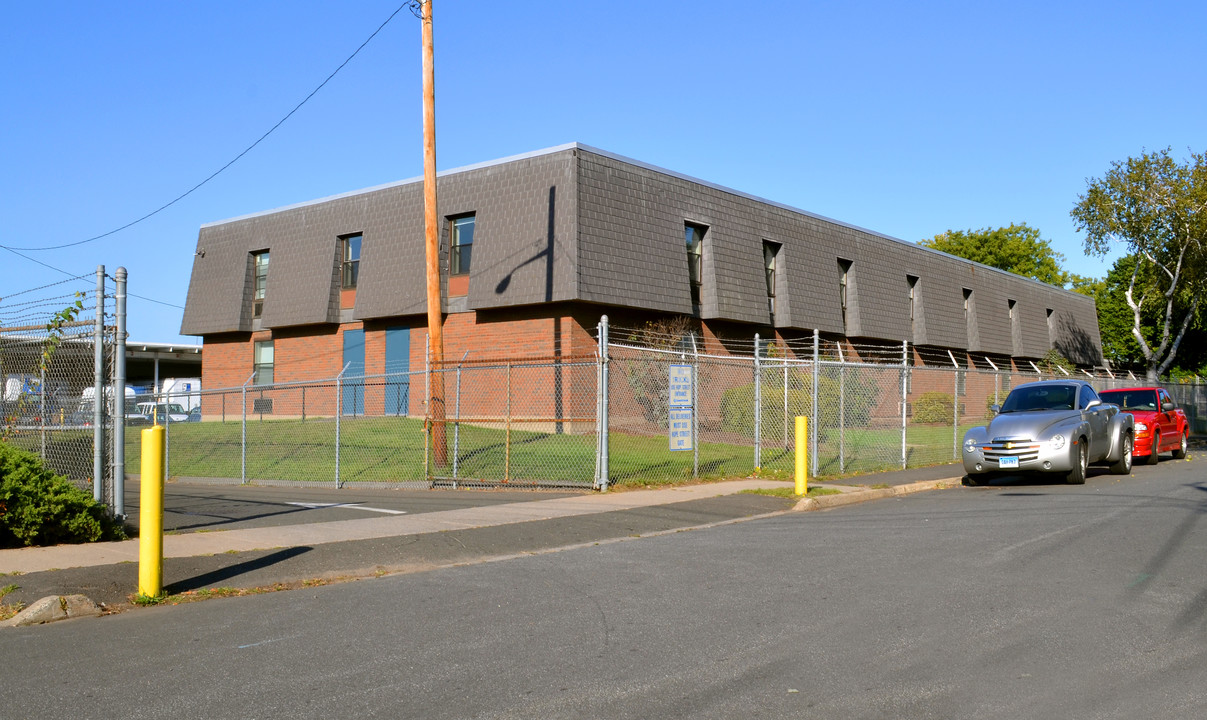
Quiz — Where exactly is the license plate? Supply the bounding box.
[999,456,1019,469]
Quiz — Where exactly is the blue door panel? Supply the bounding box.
[384,327,410,416]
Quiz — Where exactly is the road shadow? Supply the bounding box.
[164,546,313,594]
[961,466,1117,489]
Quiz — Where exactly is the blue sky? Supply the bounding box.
[3,1,1204,343]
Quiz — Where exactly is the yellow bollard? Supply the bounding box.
[139,424,165,598]
[795,416,808,495]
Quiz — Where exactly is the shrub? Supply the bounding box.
[913,392,955,424]
[0,442,126,548]
[720,369,879,438]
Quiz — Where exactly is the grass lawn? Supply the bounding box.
[116,415,969,488]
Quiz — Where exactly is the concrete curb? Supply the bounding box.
[792,477,963,512]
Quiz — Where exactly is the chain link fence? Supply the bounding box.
[0,278,121,504]
[130,355,601,489]
[143,316,1207,490]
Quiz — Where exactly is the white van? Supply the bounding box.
[77,386,148,425]
[160,377,202,411]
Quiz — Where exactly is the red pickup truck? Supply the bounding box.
[1098,386,1189,464]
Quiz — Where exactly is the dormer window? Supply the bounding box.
[838,258,852,329]
[763,240,780,317]
[685,222,707,313]
[450,215,475,275]
[341,234,361,289]
[252,250,269,319]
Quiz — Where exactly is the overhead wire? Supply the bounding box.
[0,1,412,254]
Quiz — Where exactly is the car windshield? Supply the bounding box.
[1000,385,1077,412]
[1099,390,1156,411]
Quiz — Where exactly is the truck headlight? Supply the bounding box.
[964,438,978,453]
[1134,421,1148,433]
[1050,434,1065,450]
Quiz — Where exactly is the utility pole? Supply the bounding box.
[422,0,447,465]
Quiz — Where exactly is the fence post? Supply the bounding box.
[425,335,430,483]
[335,362,350,488]
[596,315,610,491]
[39,364,46,460]
[985,356,999,406]
[754,333,762,470]
[241,371,254,484]
[113,267,127,518]
[901,340,909,470]
[812,329,819,478]
[837,340,846,475]
[504,362,512,482]
[782,346,789,451]
[691,332,699,479]
[949,350,960,461]
[92,265,105,504]
[453,351,468,483]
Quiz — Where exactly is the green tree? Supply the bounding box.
[1070,148,1207,382]
[919,223,1083,288]
[1079,255,1207,375]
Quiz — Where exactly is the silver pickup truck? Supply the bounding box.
[962,379,1134,484]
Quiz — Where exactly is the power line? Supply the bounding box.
[0,2,411,254]
[0,246,87,278]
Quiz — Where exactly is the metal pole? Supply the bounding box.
[424,335,430,483]
[453,350,468,483]
[505,362,512,483]
[949,349,959,461]
[113,267,127,518]
[335,362,350,488]
[597,315,610,490]
[594,320,602,484]
[93,266,105,503]
[901,340,908,470]
[691,332,699,479]
[838,341,845,475]
[783,348,789,451]
[241,371,254,483]
[754,333,761,470]
[39,364,45,460]
[812,330,819,478]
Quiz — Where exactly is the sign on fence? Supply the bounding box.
[669,408,693,450]
[669,364,693,451]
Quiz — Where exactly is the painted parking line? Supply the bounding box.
[285,502,408,515]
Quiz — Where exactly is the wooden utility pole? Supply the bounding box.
[422,0,447,464]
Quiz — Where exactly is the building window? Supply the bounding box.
[341,234,361,289]
[254,340,274,386]
[1046,308,1055,345]
[252,250,269,319]
[685,222,706,311]
[763,240,780,317]
[907,275,919,330]
[838,258,852,329]
[450,215,475,275]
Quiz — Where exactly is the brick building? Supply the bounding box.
[181,143,1103,408]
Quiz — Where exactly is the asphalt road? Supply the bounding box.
[126,478,585,533]
[5,456,1207,719]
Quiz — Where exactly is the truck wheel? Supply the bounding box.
[1067,440,1088,484]
[1145,435,1160,465]
[1110,433,1133,475]
[1173,432,1188,459]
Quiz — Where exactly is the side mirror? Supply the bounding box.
[1162,402,1175,412]
[1085,399,1101,410]
[990,404,1001,415]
